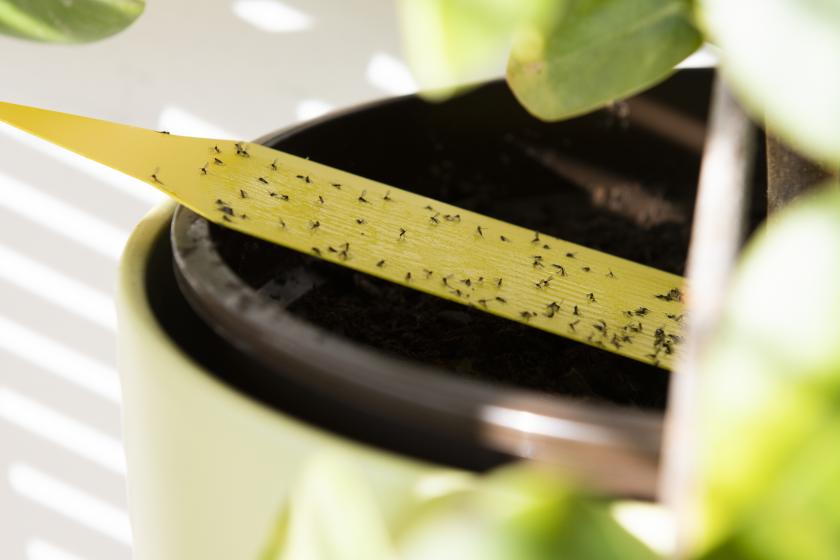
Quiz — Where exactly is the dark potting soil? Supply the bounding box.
[211,76,766,411]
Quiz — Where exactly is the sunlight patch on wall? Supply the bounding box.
[157,106,238,140]
[0,316,121,403]
[0,245,115,331]
[0,172,128,261]
[231,0,312,33]
[0,387,126,474]
[27,538,87,560]
[295,99,334,122]
[366,52,418,95]
[9,463,132,545]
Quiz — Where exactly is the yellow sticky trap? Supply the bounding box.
[0,101,685,369]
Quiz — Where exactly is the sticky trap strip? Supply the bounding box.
[0,101,685,369]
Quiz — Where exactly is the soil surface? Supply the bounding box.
[211,76,765,411]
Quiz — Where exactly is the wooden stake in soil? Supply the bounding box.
[660,77,756,557]
[0,100,687,369]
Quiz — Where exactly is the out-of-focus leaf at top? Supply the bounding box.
[701,0,840,165]
[696,185,840,559]
[398,0,557,99]
[507,0,701,121]
[0,0,144,43]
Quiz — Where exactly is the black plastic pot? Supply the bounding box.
[162,69,758,498]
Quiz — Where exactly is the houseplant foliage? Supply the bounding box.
[262,454,658,560]
[696,185,840,559]
[400,0,840,558]
[0,0,144,43]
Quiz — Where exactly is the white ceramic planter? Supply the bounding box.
[117,201,470,559]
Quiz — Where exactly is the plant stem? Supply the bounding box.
[659,76,755,558]
[766,135,833,214]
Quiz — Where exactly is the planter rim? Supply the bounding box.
[170,79,677,498]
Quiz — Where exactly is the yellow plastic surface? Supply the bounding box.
[0,101,685,368]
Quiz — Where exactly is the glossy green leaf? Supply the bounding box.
[507,0,701,121]
[697,185,840,558]
[397,0,557,98]
[0,0,144,43]
[701,0,840,165]
[399,466,660,560]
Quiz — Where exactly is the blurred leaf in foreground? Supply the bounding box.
[697,185,840,559]
[398,0,557,98]
[701,0,840,166]
[0,0,144,43]
[398,465,659,560]
[507,0,701,121]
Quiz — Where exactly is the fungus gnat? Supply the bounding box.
[213,145,221,154]
[552,264,566,276]
[532,232,540,243]
[405,272,412,281]
[240,189,248,199]
[399,228,406,240]
[569,320,580,331]
[607,269,616,279]
[200,163,208,175]
[270,159,278,171]
[500,235,511,242]
[158,130,170,134]
[495,296,507,304]
[311,247,321,256]
[358,190,369,203]
[655,288,683,302]
[376,259,385,268]
[213,157,224,165]
[423,269,433,279]
[476,226,485,237]
[582,266,591,273]
[150,168,163,184]
[383,191,393,201]
[309,220,320,230]
[318,195,325,204]
[356,218,366,225]
[429,213,440,225]
[332,183,342,189]
[258,177,269,184]
[587,292,597,303]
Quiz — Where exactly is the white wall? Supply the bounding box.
[0,2,416,558]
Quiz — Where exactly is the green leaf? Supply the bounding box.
[506,0,702,121]
[697,185,840,558]
[397,0,557,98]
[700,0,840,165]
[0,0,144,43]
[398,466,660,560]
[261,453,395,560]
